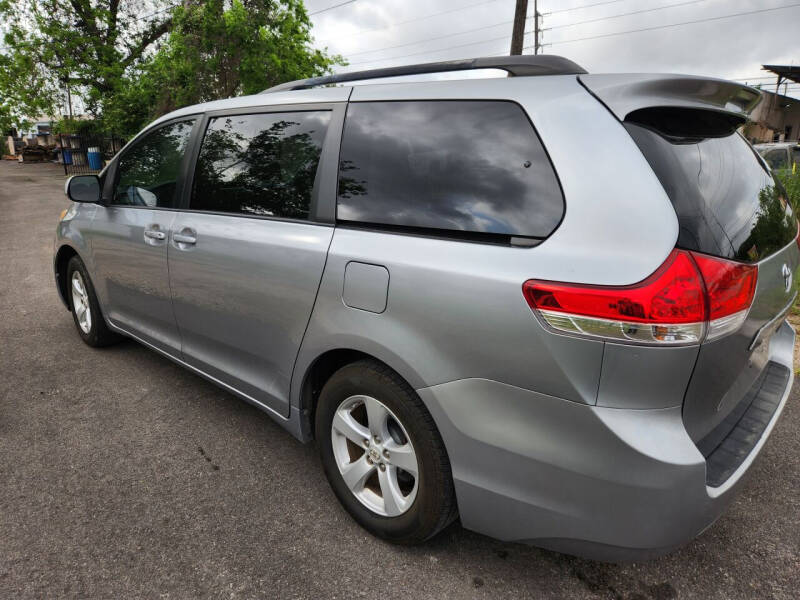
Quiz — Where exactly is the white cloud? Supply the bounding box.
[306,0,800,96]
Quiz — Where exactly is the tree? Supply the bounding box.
[0,0,342,136]
[0,43,56,134]
[0,0,176,129]
[105,0,344,135]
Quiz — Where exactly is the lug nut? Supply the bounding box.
[364,439,370,447]
[382,449,390,459]
[379,463,386,471]
[373,436,381,444]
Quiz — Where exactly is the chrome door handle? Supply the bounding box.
[144,230,166,240]
[173,233,197,245]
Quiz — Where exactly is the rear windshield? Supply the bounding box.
[626,123,796,262]
[336,100,564,243]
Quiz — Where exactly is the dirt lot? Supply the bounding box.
[1,159,799,599]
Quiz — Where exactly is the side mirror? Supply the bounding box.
[65,175,101,203]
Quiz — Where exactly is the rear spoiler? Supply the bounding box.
[579,74,762,123]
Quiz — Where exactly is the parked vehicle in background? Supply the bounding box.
[53,56,798,561]
[755,141,800,172]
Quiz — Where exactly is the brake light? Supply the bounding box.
[796,221,800,252]
[691,253,757,340]
[523,250,757,345]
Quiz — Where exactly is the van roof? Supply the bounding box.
[261,55,587,93]
[148,55,761,131]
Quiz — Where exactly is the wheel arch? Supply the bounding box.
[295,347,426,442]
[54,243,81,310]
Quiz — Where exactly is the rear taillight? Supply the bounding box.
[523,250,757,345]
[796,221,800,252]
[691,253,757,340]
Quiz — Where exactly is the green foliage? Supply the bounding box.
[0,39,58,133]
[52,117,105,136]
[774,168,800,214]
[0,0,175,130]
[105,0,344,136]
[1,0,342,137]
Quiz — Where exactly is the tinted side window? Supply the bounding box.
[113,120,195,208]
[763,148,789,170]
[191,111,331,220]
[336,101,563,240]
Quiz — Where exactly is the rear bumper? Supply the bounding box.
[416,321,794,561]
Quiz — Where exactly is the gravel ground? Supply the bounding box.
[1,160,799,599]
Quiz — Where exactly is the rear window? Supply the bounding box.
[626,123,796,262]
[336,100,563,243]
[763,148,789,170]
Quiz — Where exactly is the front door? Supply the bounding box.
[90,118,197,354]
[167,109,336,416]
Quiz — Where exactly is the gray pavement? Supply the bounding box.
[1,159,799,599]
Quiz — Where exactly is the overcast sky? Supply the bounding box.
[305,0,800,97]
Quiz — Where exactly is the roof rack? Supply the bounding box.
[262,55,587,93]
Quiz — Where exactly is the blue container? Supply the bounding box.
[87,147,102,170]
[62,149,73,165]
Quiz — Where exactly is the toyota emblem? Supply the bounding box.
[782,263,792,293]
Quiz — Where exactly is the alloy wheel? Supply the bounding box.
[71,271,92,334]
[331,394,419,517]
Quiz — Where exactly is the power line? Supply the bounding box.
[309,0,356,16]
[347,0,711,63]
[533,2,800,47]
[548,0,712,30]
[347,34,511,67]
[549,0,629,15]
[314,0,502,41]
[346,19,514,58]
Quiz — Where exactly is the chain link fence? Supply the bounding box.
[58,133,126,175]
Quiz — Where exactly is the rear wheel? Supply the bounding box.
[66,256,122,347]
[315,360,457,544]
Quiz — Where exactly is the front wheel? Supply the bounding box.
[315,360,457,544]
[66,256,122,347]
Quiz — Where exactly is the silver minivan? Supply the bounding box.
[54,56,798,560]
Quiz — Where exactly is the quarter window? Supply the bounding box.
[113,120,195,208]
[190,111,331,220]
[336,101,564,241]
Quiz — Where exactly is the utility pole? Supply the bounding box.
[510,0,528,55]
[65,85,73,120]
[533,0,541,55]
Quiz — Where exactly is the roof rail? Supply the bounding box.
[262,55,587,93]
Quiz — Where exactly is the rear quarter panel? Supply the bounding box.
[292,76,680,407]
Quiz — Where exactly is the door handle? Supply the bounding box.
[144,229,166,241]
[173,232,197,245]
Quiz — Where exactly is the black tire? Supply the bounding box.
[66,255,122,347]
[315,359,458,544]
